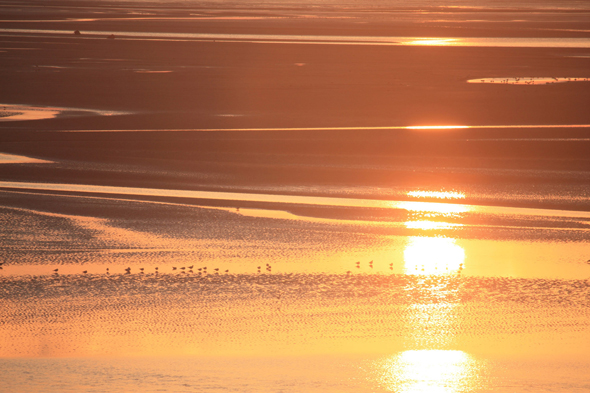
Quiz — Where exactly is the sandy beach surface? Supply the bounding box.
[1,0,590,392]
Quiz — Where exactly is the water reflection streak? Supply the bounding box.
[379,350,480,393]
[404,236,465,275]
[2,181,590,219]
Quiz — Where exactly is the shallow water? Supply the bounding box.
[2,354,588,393]
[1,272,589,391]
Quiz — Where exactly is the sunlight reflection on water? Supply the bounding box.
[468,77,590,85]
[6,181,590,219]
[404,221,463,230]
[2,28,590,48]
[407,191,466,200]
[402,38,458,46]
[404,237,465,275]
[378,350,481,393]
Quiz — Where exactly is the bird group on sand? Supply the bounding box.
[0,258,474,276]
[37,265,231,276]
[354,260,375,269]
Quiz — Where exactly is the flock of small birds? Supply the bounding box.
[20,265,232,276]
[1,259,461,276]
[351,260,392,272]
[8,258,590,277]
[1,260,405,276]
[120,265,230,276]
[346,260,465,275]
[257,264,273,274]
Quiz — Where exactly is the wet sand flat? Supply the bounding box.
[1,0,590,392]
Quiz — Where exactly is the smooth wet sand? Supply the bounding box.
[1,1,590,392]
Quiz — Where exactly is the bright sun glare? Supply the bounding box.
[402,39,459,46]
[404,236,465,275]
[405,125,469,130]
[380,350,477,393]
[404,221,462,230]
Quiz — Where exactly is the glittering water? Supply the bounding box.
[1,273,589,391]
